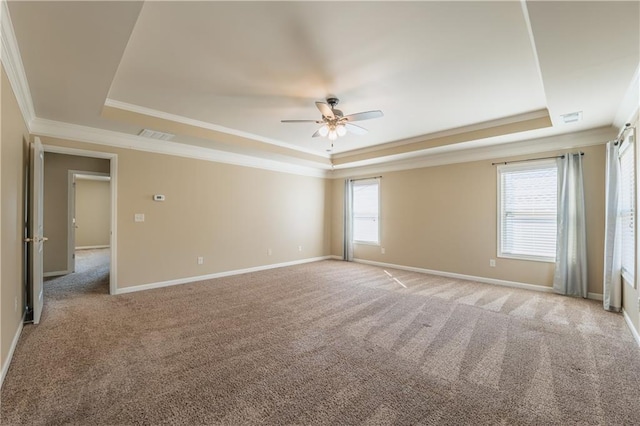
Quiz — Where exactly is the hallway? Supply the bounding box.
[44,248,110,300]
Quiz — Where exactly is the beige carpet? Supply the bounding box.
[2,254,639,425]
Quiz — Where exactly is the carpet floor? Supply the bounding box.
[1,254,639,425]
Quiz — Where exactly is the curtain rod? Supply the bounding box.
[349,176,382,182]
[491,152,584,166]
[614,123,635,146]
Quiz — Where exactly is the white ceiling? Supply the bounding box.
[6,1,639,169]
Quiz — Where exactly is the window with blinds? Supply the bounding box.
[352,179,380,244]
[498,161,558,261]
[619,137,635,282]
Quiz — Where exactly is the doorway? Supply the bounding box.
[43,145,117,294]
[67,171,111,275]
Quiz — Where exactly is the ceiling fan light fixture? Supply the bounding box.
[281,97,383,142]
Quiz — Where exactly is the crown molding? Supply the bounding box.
[30,118,329,178]
[0,0,35,128]
[104,98,331,159]
[329,126,615,179]
[331,109,551,164]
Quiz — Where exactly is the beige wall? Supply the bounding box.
[332,144,606,295]
[622,111,640,337]
[1,66,29,375]
[43,153,109,273]
[39,137,332,289]
[75,178,110,248]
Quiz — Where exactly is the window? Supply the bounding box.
[498,161,558,261]
[620,137,635,282]
[352,179,380,244]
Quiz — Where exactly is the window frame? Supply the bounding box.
[496,160,558,263]
[352,178,381,246]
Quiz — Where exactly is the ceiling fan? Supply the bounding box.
[281,97,383,141]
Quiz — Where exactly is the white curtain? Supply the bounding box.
[343,179,354,261]
[603,142,622,311]
[553,153,588,297]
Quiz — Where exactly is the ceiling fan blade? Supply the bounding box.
[281,119,322,123]
[312,130,321,138]
[342,110,383,122]
[345,123,368,135]
[315,102,335,119]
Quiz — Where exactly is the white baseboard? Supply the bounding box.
[114,255,333,295]
[587,292,603,301]
[75,245,110,250]
[43,270,69,278]
[350,258,605,302]
[622,309,640,347]
[353,258,556,294]
[1,314,25,390]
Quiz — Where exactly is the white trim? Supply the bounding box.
[75,245,110,250]
[44,144,115,160]
[32,118,329,178]
[104,98,331,159]
[352,258,555,293]
[43,145,118,295]
[329,127,614,177]
[114,256,332,295]
[0,0,35,129]
[332,109,551,159]
[622,308,640,347]
[75,174,110,182]
[0,313,24,390]
[68,171,75,273]
[109,155,117,296]
[353,258,609,301]
[587,292,603,301]
[43,270,69,278]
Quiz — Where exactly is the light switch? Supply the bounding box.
[134,213,145,222]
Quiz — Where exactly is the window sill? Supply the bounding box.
[497,253,556,264]
[353,241,380,247]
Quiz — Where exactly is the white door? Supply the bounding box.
[28,137,46,324]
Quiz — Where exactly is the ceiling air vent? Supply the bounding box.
[560,111,582,124]
[139,129,175,141]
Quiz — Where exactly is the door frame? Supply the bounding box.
[43,145,118,295]
[67,171,110,274]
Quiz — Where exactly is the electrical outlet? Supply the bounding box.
[267,248,272,256]
[489,259,496,267]
[381,247,386,254]
[14,296,18,312]
[197,256,204,265]
[298,245,302,252]
[134,213,145,222]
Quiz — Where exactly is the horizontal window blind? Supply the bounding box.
[499,162,558,260]
[353,180,379,243]
[620,139,635,279]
